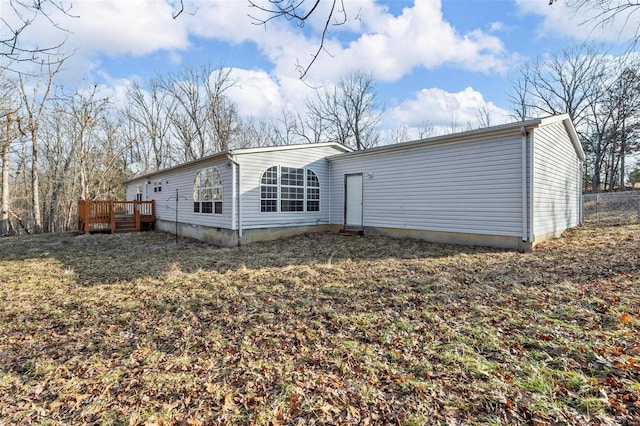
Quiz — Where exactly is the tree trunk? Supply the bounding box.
[1,104,12,236]
[619,119,627,190]
[1,142,9,235]
[31,131,42,233]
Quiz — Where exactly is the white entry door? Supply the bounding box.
[345,173,363,227]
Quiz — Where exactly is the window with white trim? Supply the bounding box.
[306,170,320,212]
[153,180,162,193]
[260,166,278,213]
[193,167,222,214]
[260,166,320,213]
[136,184,143,201]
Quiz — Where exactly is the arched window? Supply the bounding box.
[306,170,320,212]
[260,166,278,212]
[260,166,320,213]
[194,167,222,214]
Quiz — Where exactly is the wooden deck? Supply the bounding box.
[78,200,155,234]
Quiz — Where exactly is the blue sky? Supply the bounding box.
[4,0,636,137]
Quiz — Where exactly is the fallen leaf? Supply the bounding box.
[620,313,634,324]
[222,392,237,412]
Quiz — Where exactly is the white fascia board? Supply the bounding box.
[124,152,229,184]
[231,142,352,157]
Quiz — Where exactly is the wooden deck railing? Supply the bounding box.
[78,200,155,234]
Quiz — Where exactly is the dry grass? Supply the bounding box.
[0,225,639,425]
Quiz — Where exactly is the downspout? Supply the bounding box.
[227,153,242,245]
[520,126,528,244]
[528,130,535,243]
[579,164,584,225]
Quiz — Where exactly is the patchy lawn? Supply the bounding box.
[0,226,638,425]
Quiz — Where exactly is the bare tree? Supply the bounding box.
[305,71,382,150]
[248,0,347,79]
[388,125,410,145]
[509,44,640,191]
[1,0,75,67]
[159,64,239,161]
[204,68,239,152]
[284,109,326,144]
[65,85,110,201]
[509,44,608,128]
[549,1,640,44]
[508,65,532,121]
[233,117,287,148]
[418,121,437,139]
[124,79,176,171]
[0,77,18,235]
[17,58,63,233]
[475,105,494,128]
[603,66,640,189]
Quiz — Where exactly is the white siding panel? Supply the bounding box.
[329,135,524,237]
[532,121,581,236]
[131,159,235,229]
[236,145,339,229]
[125,178,144,200]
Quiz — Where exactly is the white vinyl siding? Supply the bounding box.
[236,145,341,229]
[126,178,144,200]
[126,160,234,229]
[532,121,581,236]
[329,134,525,237]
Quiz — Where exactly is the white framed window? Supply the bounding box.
[194,167,222,214]
[260,166,278,213]
[260,166,320,213]
[306,170,320,212]
[153,180,162,193]
[136,184,143,201]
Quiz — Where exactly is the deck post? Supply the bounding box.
[110,202,116,234]
[83,201,90,234]
[134,200,141,232]
[80,200,91,234]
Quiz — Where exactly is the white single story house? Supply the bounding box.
[125,113,584,251]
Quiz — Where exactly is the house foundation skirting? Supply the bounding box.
[532,228,569,246]
[363,226,534,252]
[156,218,542,251]
[155,219,340,247]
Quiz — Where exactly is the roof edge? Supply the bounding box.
[327,114,584,162]
[328,116,545,160]
[124,142,352,184]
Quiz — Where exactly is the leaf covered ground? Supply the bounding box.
[0,225,638,425]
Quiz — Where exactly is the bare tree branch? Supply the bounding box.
[248,0,347,79]
[1,0,76,68]
[550,1,640,46]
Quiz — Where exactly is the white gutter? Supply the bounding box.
[226,153,242,244]
[529,130,535,243]
[520,126,528,242]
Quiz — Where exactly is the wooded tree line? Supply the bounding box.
[3,43,640,236]
[0,62,384,235]
[509,44,640,193]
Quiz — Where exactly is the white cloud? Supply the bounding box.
[5,0,518,87]
[388,86,511,132]
[12,0,190,56]
[515,0,640,43]
[186,0,518,83]
[2,0,520,140]
[226,68,286,119]
[274,0,518,82]
[488,21,505,33]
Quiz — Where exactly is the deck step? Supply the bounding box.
[114,218,137,233]
[339,227,363,236]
